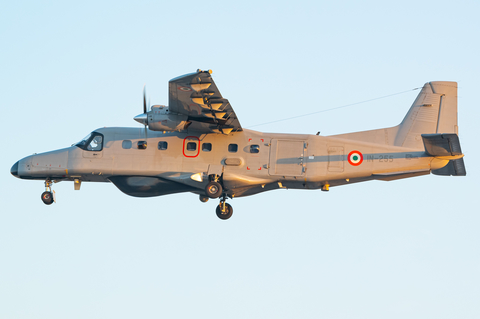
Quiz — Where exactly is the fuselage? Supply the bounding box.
[11,127,443,198]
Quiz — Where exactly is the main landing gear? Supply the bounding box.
[216,194,233,220]
[203,174,233,220]
[204,173,223,198]
[41,179,55,205]
[200,192,233,220]
[205,181,222,198]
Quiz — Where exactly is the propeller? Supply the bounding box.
[134,85,149,142]
[143,84,147,114]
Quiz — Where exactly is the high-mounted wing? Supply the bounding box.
[168,70,242,134]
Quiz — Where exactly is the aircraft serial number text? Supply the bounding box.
[365,155,394,162]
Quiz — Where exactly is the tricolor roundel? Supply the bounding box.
[348,150,363,166]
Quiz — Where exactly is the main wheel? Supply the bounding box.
[199,195,209,203]
[41,191,54,205]
[205,181,222,198]
[216,203,233,220]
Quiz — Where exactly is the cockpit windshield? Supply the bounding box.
[75,132,104,151]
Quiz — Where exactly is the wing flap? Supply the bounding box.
[168,70,242,134]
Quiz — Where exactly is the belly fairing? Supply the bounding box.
[109,176,193,197]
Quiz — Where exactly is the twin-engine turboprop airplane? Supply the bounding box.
[11,70,466,219]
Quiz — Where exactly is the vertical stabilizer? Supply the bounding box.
[395,81,458,149]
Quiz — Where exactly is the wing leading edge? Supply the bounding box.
[168,70,242,134]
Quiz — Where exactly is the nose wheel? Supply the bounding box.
[41,179,55,205]
[216,195,233,220]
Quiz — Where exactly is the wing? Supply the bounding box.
[168,70,242,134]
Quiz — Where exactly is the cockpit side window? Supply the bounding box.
[88,135,103,151]
[75,132,104,151]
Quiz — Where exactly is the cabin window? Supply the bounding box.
[228,144,238,153]
[202,143,212,152]
[250,144,260,153]
[122,140,132,149]
[183,136,200,158]
[137,141,147,149]
[158,141,168,150]
[187,142,197,151]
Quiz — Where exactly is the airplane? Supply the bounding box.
[11,69,466,220]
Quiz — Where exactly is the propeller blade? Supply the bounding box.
[143,84,147,114]
[136,84,149,142]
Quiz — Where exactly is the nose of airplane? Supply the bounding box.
[11,161,19,177]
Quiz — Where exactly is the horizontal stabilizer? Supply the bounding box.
[422,133,462,156]
[432,158,467,176]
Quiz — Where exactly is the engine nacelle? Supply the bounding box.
[147,105,189,132]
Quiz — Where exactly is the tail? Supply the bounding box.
[331,81,466,175]
[394,81,458,148]
[331,81,459,148]
[396,81,466,176]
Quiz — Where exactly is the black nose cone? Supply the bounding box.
[11,161,19,177]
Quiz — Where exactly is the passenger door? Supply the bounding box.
[268,139,307,176]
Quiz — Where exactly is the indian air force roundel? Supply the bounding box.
[348,150,363,166]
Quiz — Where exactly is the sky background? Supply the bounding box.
[1,0,479,318]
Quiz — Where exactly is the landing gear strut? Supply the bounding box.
[41,179,54,205]
[216,194,233,220]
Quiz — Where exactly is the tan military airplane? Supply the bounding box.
[11,70,466,219]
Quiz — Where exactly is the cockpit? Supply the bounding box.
[75,132,104,151]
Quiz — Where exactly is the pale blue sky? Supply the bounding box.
[1,1,479,318]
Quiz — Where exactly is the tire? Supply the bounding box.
[41,191,54,205]
[216,203,233,220]
[205,181,222,198]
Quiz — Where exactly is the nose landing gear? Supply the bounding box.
[41,179,55,205]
